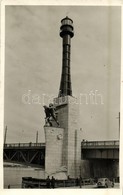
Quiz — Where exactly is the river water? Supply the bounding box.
[4,163,45,188]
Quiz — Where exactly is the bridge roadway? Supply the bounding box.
[81,140,119,160]
[4,140,119,166]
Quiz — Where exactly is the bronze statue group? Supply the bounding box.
[43,103,60,127]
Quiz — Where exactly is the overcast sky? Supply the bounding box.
[4,6,121,143]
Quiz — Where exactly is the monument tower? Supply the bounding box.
[44,17,81,179]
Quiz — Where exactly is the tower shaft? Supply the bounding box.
[59,17,74,97]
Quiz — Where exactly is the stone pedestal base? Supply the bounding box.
[44,126,64,178]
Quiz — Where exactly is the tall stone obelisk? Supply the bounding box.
[44,17,81,178]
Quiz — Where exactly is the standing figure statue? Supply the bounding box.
[43,103,60,127]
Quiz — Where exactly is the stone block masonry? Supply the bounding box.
[44,126,64,177]
[54,96,81,178]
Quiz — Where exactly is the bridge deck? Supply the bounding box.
[4,140,119,149]
[4,140,119,165]
[81,141,119,160]
[81,140,119,149]
[4,143,45,149]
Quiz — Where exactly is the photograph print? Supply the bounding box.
[3,5,121,189]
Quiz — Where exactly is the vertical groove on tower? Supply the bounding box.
[58,16,74,97]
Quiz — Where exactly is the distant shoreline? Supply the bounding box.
[4,164,28,168]
[4,162,44,170]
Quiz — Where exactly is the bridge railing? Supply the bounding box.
[81,140,119,148]
[4,140,119,149]
[4,143,45,148]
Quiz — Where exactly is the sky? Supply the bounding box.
[4,5,121,143]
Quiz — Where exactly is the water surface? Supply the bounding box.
[4,163,45,188]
